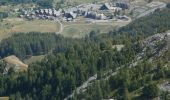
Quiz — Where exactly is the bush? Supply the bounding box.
[142,83,159,99]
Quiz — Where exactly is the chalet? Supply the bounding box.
[40,9,44,14]
[19,15,24,18]
[100,3,122,12]
[117,15,129,20]
[35,10,39,14]
[23,10,28,15]
[65,12,77,20]
[115,2,129,10]
[13,8,19,12]
[85,11,107,20]
[96,14,107,20]
[44,9,49,15]
[48,9,53,16]
[85,11,97,19]
[30,12,35,15]
[166,33,170,39]
[53,10,60,17]
[100,3,112,10]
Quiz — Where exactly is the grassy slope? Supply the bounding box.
[62,23,115,38]
[24,55,45,64]
[0,18,60,41]
[61,16,131,38]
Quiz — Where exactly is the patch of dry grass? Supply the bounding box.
[62,23,115,38]
[0,97,9,100]
[61,17,131,38]
[3,55,28,71]
[24,55,45,64]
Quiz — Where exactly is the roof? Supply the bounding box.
[100,3,112,10]
[105,3,112,9]
[69,12,77,18]
[65,12,77,19]
[53,10,60,16]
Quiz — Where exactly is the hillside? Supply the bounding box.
[0,7,169,100]
[0,0,170,100]
[70,32,169,99]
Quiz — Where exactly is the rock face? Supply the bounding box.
[159,81,170,92]
[3,55,28,74]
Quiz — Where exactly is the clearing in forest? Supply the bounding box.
[0,18,60,41]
